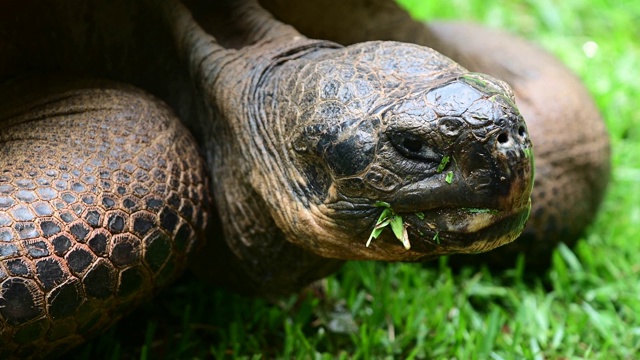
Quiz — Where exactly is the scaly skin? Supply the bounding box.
[0,78,208,357]
[0,0,538,357]
[260,0,611,267]
[422,22,610,266]
[177,2,532,292]
[257,42,533,260]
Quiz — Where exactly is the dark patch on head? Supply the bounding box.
[315,118,377,177]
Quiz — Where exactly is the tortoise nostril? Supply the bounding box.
[497,132,509,144]
[518,126,526,137]
[403,138,423,153]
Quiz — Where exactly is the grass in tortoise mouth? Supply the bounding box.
[366,201,411,250]
[366,155,456,250]
[366,202,500,250]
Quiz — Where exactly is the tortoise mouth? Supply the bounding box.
[361,199,531,261]
[407,201,531,248]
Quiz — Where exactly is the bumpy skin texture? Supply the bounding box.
[0,0,605,357]
[422,23,610,266]
[265,43,533,260]
[188,30,532,295]
[162,1,532,295]
[261,0,611,267]
[0,79,208,357]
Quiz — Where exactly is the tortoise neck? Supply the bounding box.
[161,0,304,93]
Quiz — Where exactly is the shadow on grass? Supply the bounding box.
[69,252,564,359]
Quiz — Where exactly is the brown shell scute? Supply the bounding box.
[0,79,209,356]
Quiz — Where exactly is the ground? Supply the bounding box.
[72,0,640,358]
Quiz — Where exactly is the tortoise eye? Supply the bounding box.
[388,132,440,163]
[402,137,423,153]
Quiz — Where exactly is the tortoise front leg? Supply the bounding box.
[0,78,209,358]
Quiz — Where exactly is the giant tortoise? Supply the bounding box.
[0,0,609,357]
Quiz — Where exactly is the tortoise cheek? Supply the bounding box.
[319,131,377,178]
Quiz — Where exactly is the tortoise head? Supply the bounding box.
[260,41,533,261]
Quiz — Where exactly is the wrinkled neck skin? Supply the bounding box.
[211,42,379,278]
[223,42,368,259]
[165,0,350,293]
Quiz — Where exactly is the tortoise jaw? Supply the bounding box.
[404,200,531,252]
[362,200,531,261]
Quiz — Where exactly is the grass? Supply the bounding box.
[72,0,640,358]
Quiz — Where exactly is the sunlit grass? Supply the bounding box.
[73,0,640,358]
